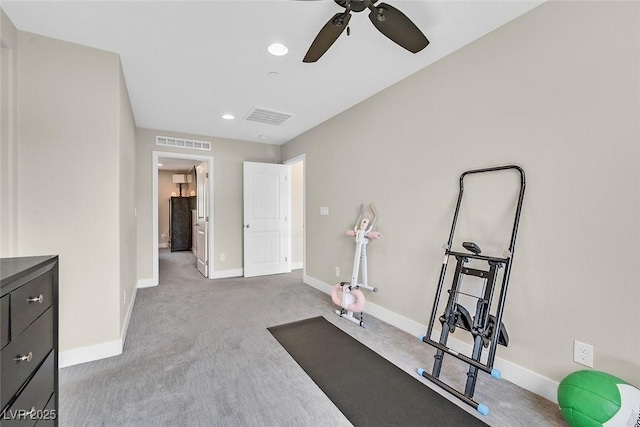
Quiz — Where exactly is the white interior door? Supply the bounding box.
[196,162,208,277]
[243,162,289,277]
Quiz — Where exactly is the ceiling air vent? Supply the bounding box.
[245,107,293,126]
[156,136,211,151]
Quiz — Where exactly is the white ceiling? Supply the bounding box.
[158,157,198,172]
[3,0,543,145]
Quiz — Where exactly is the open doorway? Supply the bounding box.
[157,158,196,251]
[152,151,214,283]
[285,155,305,274]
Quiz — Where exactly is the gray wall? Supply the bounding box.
[282,1,640,387]
[16,31,137,352]
[118,64,137,333]
[0,9,18,256]
[135,128,280,279]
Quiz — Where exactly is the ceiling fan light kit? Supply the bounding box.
[303,0,429,63]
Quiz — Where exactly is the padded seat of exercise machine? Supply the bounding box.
[484,315,509,347]
[440,306,509,347]
[439,305,473,333]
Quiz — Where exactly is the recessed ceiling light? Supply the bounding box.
[158,163,164,167]
[268,43,288,56]
[259,134,269,140]
[268,71,279,77]
[222,114,235,120]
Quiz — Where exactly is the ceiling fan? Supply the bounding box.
[303,0,429,63]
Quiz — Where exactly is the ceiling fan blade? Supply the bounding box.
[303,12,351,63]
[368,3,429,54]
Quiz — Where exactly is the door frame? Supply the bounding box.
[283,154,306,278]
[152,150,215,282]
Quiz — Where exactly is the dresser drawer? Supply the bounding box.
[1,294,9,348]
[33,393,56,427]
[11,271,53,337]
[2,351,55,427]
[1,308,53,409]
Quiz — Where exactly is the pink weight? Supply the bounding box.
[331,284,343,306]
[346,230,356,237]
[331,284,366,312]
[367,231,382,239]
[348,289,366,312]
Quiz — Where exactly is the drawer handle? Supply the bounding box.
[15,351,33,363]
[27,294,43,304]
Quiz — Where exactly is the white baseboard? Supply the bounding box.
[291,262,303,270]
[211,268,244,279]
[59,339,122,368]
[303,274,559,403]
[158,243,168,248]
[61,285,139,369]
[303,273,332,295]
[137,278,157,288]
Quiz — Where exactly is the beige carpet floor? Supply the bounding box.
[59,249,567,426]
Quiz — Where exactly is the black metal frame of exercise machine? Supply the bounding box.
[418,165,526,416]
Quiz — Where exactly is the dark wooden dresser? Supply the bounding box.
[1,256,58,426]
[169,196,192,251]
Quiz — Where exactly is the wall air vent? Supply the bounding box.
[156,136,211,151]
[245,107,293,126]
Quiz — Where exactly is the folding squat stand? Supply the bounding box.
[418,165,526,416]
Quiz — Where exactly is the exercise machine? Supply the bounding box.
[417,165,526,416]
[332,204,381,327]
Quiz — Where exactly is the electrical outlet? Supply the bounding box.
[335,267,340,277]
[220,253,225,261]
[574,340,594,367]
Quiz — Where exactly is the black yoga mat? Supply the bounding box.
[268,316,488,427]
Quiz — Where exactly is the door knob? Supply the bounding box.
[245,224,250,228]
